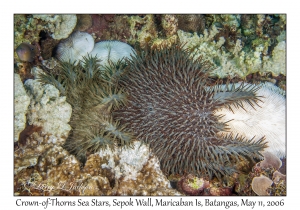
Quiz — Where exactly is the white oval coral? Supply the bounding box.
[90,41,136,67]
[56,31,94,64]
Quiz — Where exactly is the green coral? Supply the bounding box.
[188,177,204,190]
[127,15,158,48]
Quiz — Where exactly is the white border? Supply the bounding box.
[3,0,298,208]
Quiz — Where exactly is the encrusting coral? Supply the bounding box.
[14,78,72,174]
[251,175,273,196]
[177,22,286,78]
[14,137,180,195]
[14,74,30,142]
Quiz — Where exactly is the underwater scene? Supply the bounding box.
[14,14,286,196]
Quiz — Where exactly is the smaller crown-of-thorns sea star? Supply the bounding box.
[114,45,267,180]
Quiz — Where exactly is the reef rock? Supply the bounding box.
[32,15,77,40]
[24,79,72,138]
[177,27,286,78]
[14,140,180,195]
[14,79,72,174]
[262,41,286,76]
[97,141,180,195]
[14,74,30,142]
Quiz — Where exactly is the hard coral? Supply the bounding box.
[215,82,286,158]
[74,14,92,32]
[14,74,30,142]
[177,14,206,34]
[258,151,282,170]
[177,174,209,195]
[251,175,273,196]
[114,45,267,180]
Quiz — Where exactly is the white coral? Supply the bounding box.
[214,82,286,158]
[14,74,30,142]
[262,41,286,76]
[32,14,77,40]
[24,79,72,139]
[177,27,286,78]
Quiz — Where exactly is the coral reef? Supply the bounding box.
[14,78,72,174]
[162,15,178,37]
[127,15,158,49]
[177,14,205,34]
[177,22,286,78]
[101,15,132,42]
[114,45,266,180]
[235,151,286,196]
[14,74,30,142]
[214,82,286,158]
[14,138,180,195]
[14,15,40,61]
[86,15,115,42]
[258,151,282,170]
[14,14,286,196]
[24,79,72,138]
[32,15,77,40]
[262,41,286,76]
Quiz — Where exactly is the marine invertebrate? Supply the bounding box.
[114,45,266,180]
[177,14,206,34]
[55,31,94,64]
[55,31,136,68]
[90,40,136,68]
[14,138,180,196]
[251,175,273,195]
[24,79,72,138]
[38,55,133,162]
[177,174,209,195]
[74,14,92,31]
[177,22,286,78]
[127,15,158,49]
[258,151,282,170]
[16,43,37,62]
[162,14,178,37]
[214,82,285,158]
[272,171,286,184]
